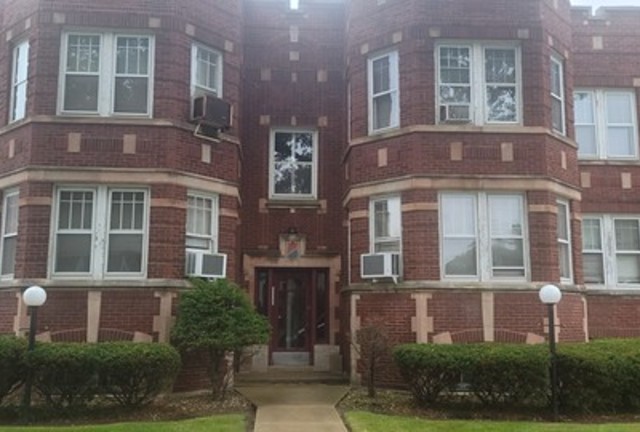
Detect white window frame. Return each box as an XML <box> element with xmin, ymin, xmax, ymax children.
<box><xmin>50</xmin><ymin>186</ymin><xmax>149</xmax><ymax>279</ymax></box>
<box><xmin>550</xmin><ymin>55</ymin><xmax>565</xmax><ymax>135</ymax></box>
<box><xmin>367</xmin><ymin>50</ymin><xmax>400</xmax><ymax>134</ymax></box>
<box><xmin>369</xmin><ymin>196</ymin><xmax>401</xmax><ymax>253</ymax></box>
<box><xmin>185</xmin><ymin>191</ymin><xmax>219</xmax><ymax>254</ymax></box>
<box><xmin>436</xmin><ymin>41</ymin><xmax>522</xmax><ymax>126</ymax></box>
<box><xmin>557</xmin><ymin>200</ymin><xmax>573</xmax><ymax>283</ymax></box>
<box><xmin>58</xmin><ymin>31</ymin><xmax>155</xmax><ymax>117</ymax></box>
<box><xmin>574</xmin><ymin>89</ymin><xmax>639</xmax><ymax>160</ymax></box>
<box><xmin>439</xmin><ymin>192</ymin><xmax>528</xmax><ymax>282</ymax></box>
<box><xmin>269</xmin><ymin>128</ymin><xmax>318</xmax><ymax>200</ymax></box>
<box><xmin>191</xmin><ymin>43</ymin><xmax>223</xmax><ymax>98</ymax></box>
<box><xmin>0</xmin><ymin>189</ymin><xmax>19</xmax><ymax>279</ymax></box>
<box><xmin>583</xmin><ymin>215</ymin><xmax>640</xmax><ymax>289</ymax></box>
<box><xmin>10</xmin><ymin>40</ymin><xmax>29</xmax><ymax>123</ymax></box>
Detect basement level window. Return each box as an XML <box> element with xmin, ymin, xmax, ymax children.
<box><xmin>290</xmin><ymin>0</ymin><xmax>299</xmax><ymax>10</ymax></box>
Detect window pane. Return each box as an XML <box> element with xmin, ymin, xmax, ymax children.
<box><xmin>444</xmin><ymin>238</ymin><xmax>477</xmax><ymax>276</ymax></box>
<box><xmin>607</xmin><ymin>93</ymin><xmax>632</xmax><ymax>124</ymax></box>
<box><xmin>485</xmin><ymin>49</ymin><xmax>516</xmax><ymax>84</ymax></box>
<box><xmin>582</xmin><ymin>219</ymin><xmax>602</xmax><ymax>250</ymax></box>
<box><xmin>489</xmin><ymin>196</ymin><xmax>522</xmax><ymax>236</ymax></box>
<box><xmin>64</xmin><ymin>76</ymin><xmax>99</xmax><ymax>111</ymax></box>
<box><xmin>559</xmin><ymin>243</ymin><xmax>571</xmax><ymax>279</ymax></box>
<box><xmin>373</xmin><ymin>94</ymin><xmax>392</xmax><ymax>130</ymax></box>
<box><xmin>294</xmin><ymin>133</ymin><xmax>313</xmax><ymax>162</ymax></box>
<box><xmin>55</xmin><ymin>234</ymin><xmax>92</xmax><ymax>272</ymax></box>
<box><xmin>552</xmin><ymin>98</ymin><xmax>563</xmax><ymax>132</ymax></box>
<box><xmin>107</xmin><ymin>234</ymin><xmax>143</xmax><ymax>272</ymax></box>
<box><xmin>274</xmin><ymin>163</ymin><xmax>293</xmax><ymax>194</ymax></box>
<box><xmin>442</xmin><ymin>195</ymin><xmax>475</xmax><ymax>236</ymax></box>
<box><xmin>67</xmin><ymin>35</ymin><xmax>100</xmax><ymax>73</ymax></box>
<box><xmin>1</xmin><ymin>237</ymin><xmax>16</xmax><ymax>276</ymax></box>
<box><xmin>294</xmin><ymin>164</ymin><xmax>312</xmax><ymax>194</ymax></box>
<box><xmin>272</xmin><ymin>132</ymin><xmax>314</xmax><ymax>196</ymax></box>
<box><xmin>116</xmin><ymin>37</ymin><xmax>149</xmax><ymax>75</ymax></box>
<box><xmin>617</xmin><ymin>255</ymin><xmax>640</xmax><ymax>284</ymax></box>
<box><xmin>58</xmin><ymin>191</ymin><xmax>93</xmax><ymax>230</ymax></box>
<box><xmin>577</xmin><ymin>125</ymin><xmax>597</xmax><ymax>156</ymax></box>
<box><xmin>607</xmin><ymin>126</ymin><xmax>634</xmax><ymax>157</ymax></box>
<box><xmin>574</xmin><ymin>92</ymin><xmax>594</xmax><ymax>123</ymax></box>
<box><xmin>550</xmin><ymin>60</ymin><xmax>562</xmax><ymax>96</ymax></box>
<box><xmin>114</xmin><ymin>77</ymin><xmax>148</xmax><ymax>113</ymax></box>
<box><xmin>583</xmin><ymin>253</ymin><xmax>604</xmax><ymax>284</ymax></box>
<box><xmin>12</xmin><ymin>83</ymin><xmax>27</xmax><ymax>121</ymax></box>
<box><xmin>372</xmin><ymin>56</ymin><xmax>390</xmax><ymax>94</ymax></box>
<box><xmin>374</xmin><ymin>240</ymin><xmax>401</xmax><ymax>253</ymax></box>
<box><xmin>374</xmin><ymin>201</ymin><xmax>389</xmax><ymax>238</ymax></box>
<box><xmin>440</xmin><ymin>47</ymin><xmax>470</xmax><ymax>83</ymax></box>
<box><xmin>615</xmin><ymin>220</ymin><xmax>640</xmax><ymax>251</ymax></box>
<box><xmin>486</xmin><ymin>86</ymin><xmax>517</xmax><ymax>122</ymax></box>
<box><xmin>4</xmin><ymin>195</ymin><xmax>19</xmax><ymax>235</ymax></box>
<box><xmin>492</xmin><ymin>239</ymin><xmax>524</xmax><ymax>268</ymax></box>
<box><xmin>439</xmin><ymin>86</ymin><xmax>471</xmax><ymax>104</ymax></box>
<box><xmin>557</xmin><ymin>204</ymin><xmax>568</xmax><ymax>240</ymax></box>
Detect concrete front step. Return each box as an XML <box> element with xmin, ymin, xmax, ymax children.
<box><xmin>236</xmin><ymin>366</ymin><xmax>348</xmax><ymax>385</ymax></box>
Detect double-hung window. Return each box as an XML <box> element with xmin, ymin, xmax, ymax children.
<box><xmin>1</xmin><ymin>190</ymin><xmax>19</xmax><ymax>278</ymax></box>
<box><xmin>574</xmin><ymin>89</ymin><xmax>638</xmax><ymax>159</ymax></box>
<box><xmin>370</xmin><ymin>196</ymin><xmax>401</xmax><ymax>253</ymax></box>
<box><xmin>582</xmin><ymin>215</ymin><xmax>640</xmax><ymax>287</ymax></box>
<box><xmin>437</xmin><ymin>42</ymin><xmax>521</xmax><ymax>125</ymax></box>
<box><xmin>270</xmin><ymin>129</ymin><xmax>317</xmax><ymax>199</ymax></box>
<box><xmin>10</xmin><ymin>41</ymin><xmax>29</xmax><ymax>123</ymax></box>
<box><xmin>186</xmin><ymin>192</ymin><xmax>218</xmax><ymax>253</ymax></box>
<box><xmin>60</xmin><ymin>32</ymin><xmax>154</xmax><ymax>116</ymax></box>
<box><xmin>550</xmin><ymin>56</ymin><xmax>565</xmax><ymax>135</ymax></box>
<box><xmin>52</xmin><ymin>187</ymin><xmax>148</xmax><ymax>278</ymax></box>
<box><xmin>557</xmin><ymin>200</ymin><xmax>572</xmax><ymax>282</ymax></box>
<box><xmin>440</xmin><ymin>193</ymin><xmax>527</xmax><ymax>280</ymax></box>
<box><xmin>191</xmin><ymin>43</ymin><xmax>222</xmax><ymax>97</ymax></box>
<box><xmin>368</xmin><ymin>51</ymin><xmax>399</xmax><ymax>133</ymax></box>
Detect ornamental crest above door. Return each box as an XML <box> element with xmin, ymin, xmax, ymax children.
<box><xmin>279</xmin><ymin>233</ymin><xmax>306</xmax><ymax>259</ymax></box>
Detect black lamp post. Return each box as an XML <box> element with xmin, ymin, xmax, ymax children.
<box><xmin>539</xmin><ymin>283</ymin><xmax>562</xmax><ymax>422</ymax></box>
<box><xmin>21</xmin><ymin>285</ymin><xmax>47</xmax><ymax>421</ymax></box>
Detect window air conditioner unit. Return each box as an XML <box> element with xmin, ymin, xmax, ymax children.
<box><xmin>439</xmin><ymin>104</ymin><xmax>471</xmax><ymax>123</ymax></box>
<box><xmin>191</xmin><ymin>94</ymin><xmax>232</xmax><ymax>129</ymax></box>
<box><xmin>185</xmin><ymin>251</ymin><xmax>227</xmax><ymax>279</ymax></box>
<box><xmin>361</xmin><ymin>252</ymin><xmax>401</xmax><ymax>281</ymax></box>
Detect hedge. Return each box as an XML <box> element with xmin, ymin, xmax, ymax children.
<box><xmin>393</xmin><ymin>343</ymin><xmax>548</xmax><ymax>407</ymax></box>
<box><xmin>0</xmin><ymin>336</ymin><xmax>26</xmax><ymax>404</ymax></box>
<box><xmin>394</xmin><ymin>339</ymin><xmax>640</xmax><ymax>413</ymax></box>
<box><xmin>27</xmin><ymin>342</ymin><xmax>181</xmax><ymax>409</ymax></box>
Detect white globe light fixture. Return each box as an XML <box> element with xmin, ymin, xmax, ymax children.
<box><xmin>539</xmin><ymin>284</ymin><xmax>562</xmax><ymax>305</ymax></box>
<box><xmin>23</xmin><ymin>285</ymin><xmax>47</xmax><ymax>307</ymax></box>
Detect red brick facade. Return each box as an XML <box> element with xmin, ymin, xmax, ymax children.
<box><xmin>1</xmin><ymin>0</ymin><xmax>639</xmax><ymax>390</ymax></box>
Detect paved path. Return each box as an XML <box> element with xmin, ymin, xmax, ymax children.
<box><xmin>237</xmin><ymin>384</ymin><xmax>349</xmax><ymax>432</ymax></box>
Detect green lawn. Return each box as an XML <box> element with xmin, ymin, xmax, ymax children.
<box><xmin>345</xmin><ymin>411</ymin><xmax>640</xmax><ymax>432</ymax></box>
<box><xmin>0</xmin><ymin>415</ymin><xmax>244</xmax><ymax>432</ymax></box>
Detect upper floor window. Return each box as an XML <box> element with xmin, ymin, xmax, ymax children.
<box><xmin>186</xmin><ymin>192</ymin><xmax>219</xmax><ymax>253</ymax></box>
<box><xmin>557</xmin><ymin>200</ymin><xmax>572</xmax><ymax>283</ymax></box>
<box><xmin>191</xmin><ymin>44</ymin><xmax>222</xmax><ymax>97</ymax></box>
<box><xmin>1</xmin><ymin>190</ymin><xmax>19</xmax><ymax>278</ymax></box>
<box><xmin>59</xmin><ymin>32</ymin><xmax>154</xmax><ymax>116</ymax></box>
<box><xmin>370</xmin><ymin>196</ymin><xmax>401</xmax><ymax>253</ymax></box>
<box><xmin>440</xmin><ymin>192</ymin><xmax>527</xmax><ymax>280</ymax></box>
<box><xmin>269</xmin><ymin>129</ymin><xmax>317</xmax><ymax>199</ymax></box>
<box><xmin>550</xmin><ymin>55</ymin><xmax>565</xmax><ymax>135</ymax></box>
<box><xmin>10</xmin><ymin>41</ymin><xmax>29</xmax><ymax>123</ymax></box>
<box><xmin>575</xmin><ymin>89</ymin><xmax>638</xmax><ymax>159</ymax></box>
<box><xmin>437</xmin><ymin>42</ymin><xmax>521</xmax><ymax>125</ymax></box>
<box><xmin>368</xmin><ymin>51</ymin><xmax>399</xmax><ymax>133</ymax></box>
<box><xmin>51</xmin><ymin>187</ymin><xmax>148</xmax><ymax>279</ymax></box>
<box><xmin>583</xmin><ymin>215</ymin><xmax>640</xmax><ymax>287</ymax></box>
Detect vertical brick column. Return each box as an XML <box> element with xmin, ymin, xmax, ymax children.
<box><xmin>527</xmin><ymin>191</ymin><xmax>559</xmax><ymax>283</ymax></box>
<box><xmin>15</xmin><ymin>182</ymin><xmax>53</xmax><ymax>279</ymax></box>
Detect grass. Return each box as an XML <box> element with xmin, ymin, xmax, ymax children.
<box><xmin>0</xmin><ymin>414</ymin><xmax>245</xmax><ymax>432</ymax></box>
<box><xmin>345</xmin><ymin>411</ymin><xmax>640</xmax><ymax>432</ymax></box>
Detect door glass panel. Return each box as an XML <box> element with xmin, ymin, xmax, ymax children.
<box><xmin>276</xmin><ymin>276</ymin><xmax>306</xmax><ymax>350</ymax></box>
<box><xmin>257</xmin><ymin>270</ymin><xmax>268</xmax><ymax>317</ymax></box>
<box><xmin>315</xmin><ymin>271</ymin><xmax>328</xmax><ymax>344</ymax></box>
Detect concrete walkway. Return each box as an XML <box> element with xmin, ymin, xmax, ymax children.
<box><xmin>237</xmin><ymin>384</ymin><xmax>349</xmax><ymax>432</ymax></box>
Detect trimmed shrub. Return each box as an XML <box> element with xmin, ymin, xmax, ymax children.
<box><xmin>27</xmin><ymin>342</ymin><xmax>181</xmax><ymax>409</ymax></box>
<box><xmin>95</xmin><ymin>342</ymin><xmax>181</xmax><ymax>407</ymax></box>
<box><xmin>465</xmin><ymin>344</ymin><xmax>548</xmax><ymax>406</ymax></box>
<box><xmin>557</xmin><ymin>339</ymin><xmax>640</xmax><ymax>413</ymax></box>
<box><xmin>393</xmin><ymin>343</ymin><xmax>548</xmax><ymax>407</ymax></box>
<box><xmin>393</xmin><ymin>344</ymin><xmax>473</xmax><ymax>405</ymax></box>
<box><xmin>0</xmin><ymin>336</ymin><xmax>26</xmax><ymax>404</ymax></box>
<box><xmin>27</xmin><ymin>343</ymin><xmax>99</xmax><ymax>409</ymax></box>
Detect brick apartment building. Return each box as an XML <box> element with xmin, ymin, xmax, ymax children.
<box><xmin>0</xmin><ymin>0</ymin><xmax>639</xmax><ymax>387</ymax></box>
